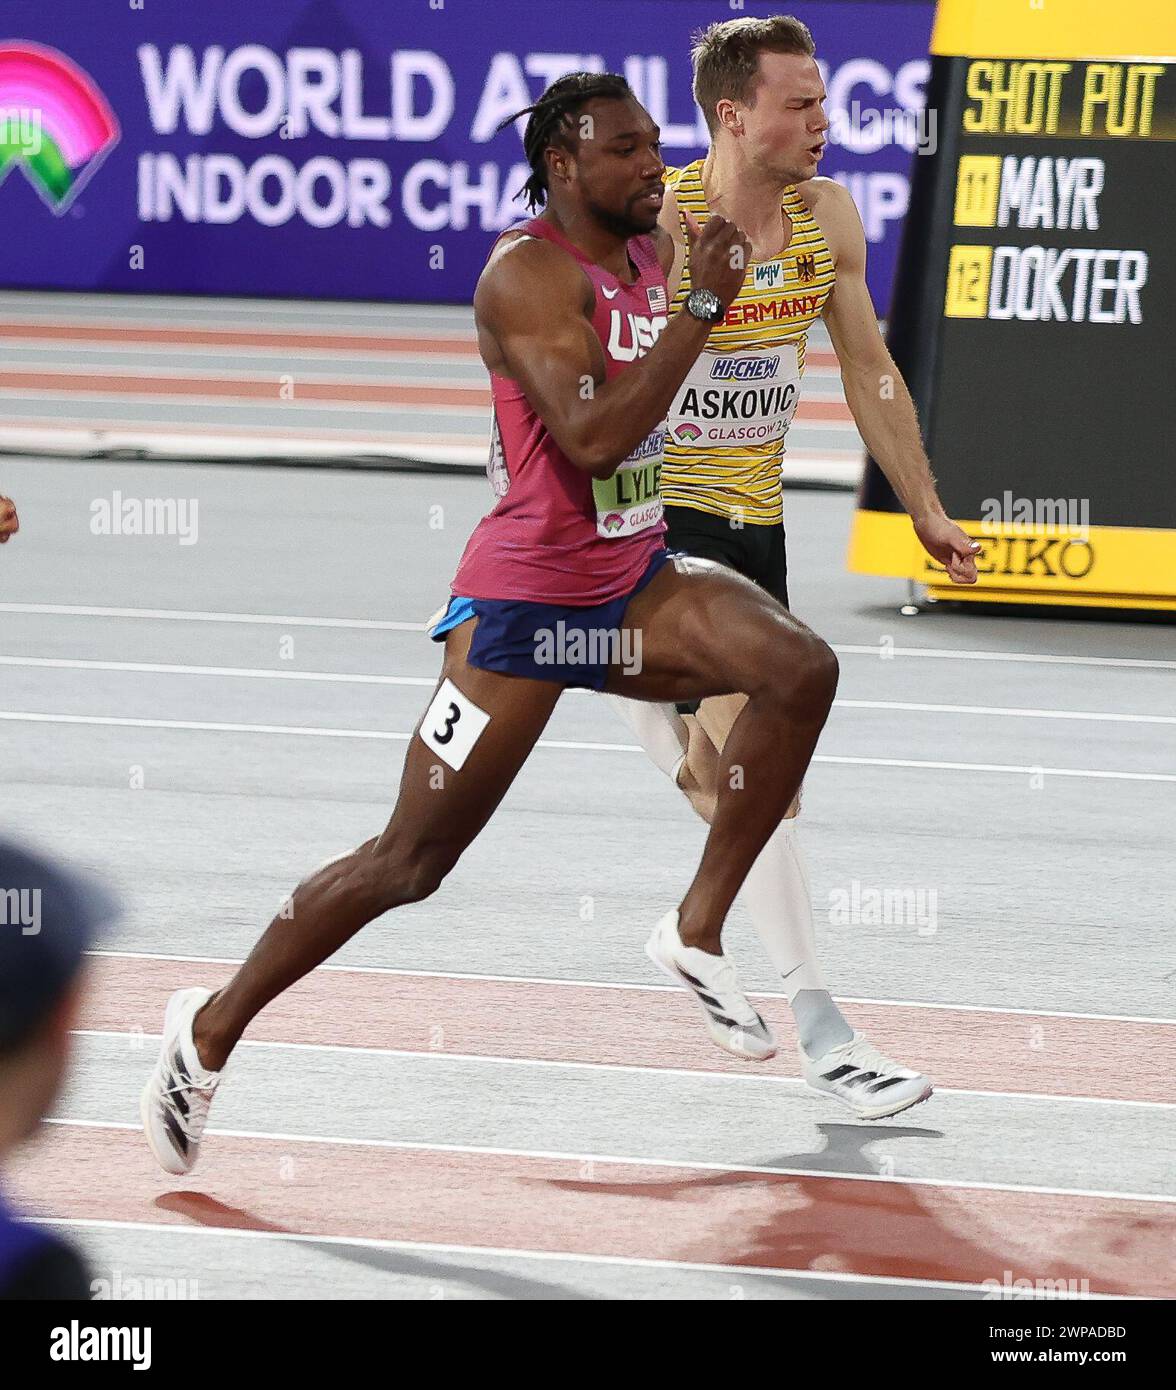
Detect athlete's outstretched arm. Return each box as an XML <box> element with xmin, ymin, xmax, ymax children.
<box><xmin>819</xmin><ymin>183</ymin><xmax>979</xmax><ymax>584</ymax></box>
<box><xmin>474</xmin><ymin>218</ymin><xmax>748</xmax><ymax>479</ymax></box>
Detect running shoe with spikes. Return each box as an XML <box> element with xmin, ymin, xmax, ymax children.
<box><xmin>800</xmin><ymin>1031</ymin><xmax>932</xmax><ymax>1119</ymax></box>
<box><xmin>646</xmin><ymin>908</ymin><xmax>777</xmax><ymax>1061</ymax></box>
<box><xmin>141</xmin><ymin>986</ymin><xmax>224</xmax><ymax>1175</ymax></box>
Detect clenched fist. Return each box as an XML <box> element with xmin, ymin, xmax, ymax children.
<box><xmin>683</xmin><ymin>211</ymin><xmax>752</xmax><ymax>312</ymax></box>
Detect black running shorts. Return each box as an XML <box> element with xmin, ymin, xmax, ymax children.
<box><xmin>663</xmin><ymin>504</ymin><xmax>790</xmax><ymax>716</ymax></box>
<box><xmin>663</xmin><ymin>504</ymin><xmax>790</xmax><ymax>609</ymax></box>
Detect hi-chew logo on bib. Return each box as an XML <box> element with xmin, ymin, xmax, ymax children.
<box><xmin>592</xmin><ymin>425</ymin><xmax>664</xmax><ymax>538</ymax></box>
<box><xmin>0</xmin><ymin>42</ymin><xmax>120</xmax><ymax>214</ymax></box>
<box><xmin>670</xmin><ymin>346</ymin><xmax>802</xmax><ymax>447</ymax></box>
<box><xmin>710</xmin><ymin>355</ymin><xmax>780</xmax><ymax>381</ymax></box>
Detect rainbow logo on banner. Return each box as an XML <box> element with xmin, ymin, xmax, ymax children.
<box><xmin>0</xmin><ymin>40</ymin><xmax>119</xmax><ymax>213</ymax></box>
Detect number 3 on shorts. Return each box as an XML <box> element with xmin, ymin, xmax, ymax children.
<box><xmin>420</xmin><ymin>677</ymin><xmax>492</xmax><ymax>770</ymax></box>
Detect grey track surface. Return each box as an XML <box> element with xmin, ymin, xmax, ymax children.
<box><xmin>2</xmin><ymin>455</ymin><xmax>1174</xmax><ymax>1300</ymax></box>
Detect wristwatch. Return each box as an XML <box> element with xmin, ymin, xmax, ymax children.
<box><xmin>684</xmin><ymin>287</ymin><xmax>723</xmax><ymax>324</ymax></box>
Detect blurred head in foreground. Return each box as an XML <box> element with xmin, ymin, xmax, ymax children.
<box><xmin>0</xmin><ymin>837</ymin><xmax>118</xmax><ymax>1299</ymax></box>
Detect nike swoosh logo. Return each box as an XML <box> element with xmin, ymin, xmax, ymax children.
<box><xmin>781</xmin><ymin>963</ymin><xmax>803</xmax><ymax>980</ymax></box>
<box><xmin>601</xmin><ymin>285</ymin><xmax>619</xmax><ymax>299</ymax></box>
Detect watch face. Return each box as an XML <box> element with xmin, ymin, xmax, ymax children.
<box><xmin>689</xmin><ymin>289</ymin><xmax>720</xmax><ymax>321</ymax></box>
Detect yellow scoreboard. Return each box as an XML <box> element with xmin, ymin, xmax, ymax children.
<box><xmin>848</xmin><ymin>0</ymin><xmax>1176</xmax><ymax>609</ymax></box>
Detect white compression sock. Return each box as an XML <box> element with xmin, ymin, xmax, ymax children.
<box><xmin>609</xmin><ymin>696</ymin><xmax>851</xmax><ymax>1057</ymax></box>
<box><xmin>606</xmin><ymin>695</ymin><xmax>689</xmax><ymax>783</ymax></box>
<box><xmin>740</xmin><ymin>819</ymin><xmax>853</xmax><ymax>1057</ymax></box>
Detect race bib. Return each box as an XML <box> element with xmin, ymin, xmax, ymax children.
<box><xmin>420</xmin><ymin>678</ymin><xmax>491</xmax><ymax>771</ymax></box>
<box><xmin>486</xmin><ymin>410</ymin><xmax>510</xmax><ymax>497</ymax></box>
<box><xmin>592</xmin><ymin>424</ymin><xmax>665</xmax><ymax>538</ymax></box>
<box><xmin>667</xmin><ymin>345</ymin><xmax>801</xmax><ymax>449</ymax></box>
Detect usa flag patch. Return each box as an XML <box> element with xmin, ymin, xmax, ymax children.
<box><xmin>647</xmin><ymin>284</ymin><xmax>667</xmax><ymax>314</ymax></box>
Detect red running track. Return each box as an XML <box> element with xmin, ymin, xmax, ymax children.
<box><xmin>9</xmin><ymin>953</ymin><xmax>1172</xmax><ymax>1296</ymax></box>
<box><xmin>10</xmin><ymin>1126</ymin><xmax>1173</xmax><ymax>1295</ymax></box>
<box><xmin>80</xmin><ymin>954</ymin><xmax>1176</xmax><ymax>1104</ymax></box>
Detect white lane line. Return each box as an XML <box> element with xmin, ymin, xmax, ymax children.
<box><xmin>3</xmin><ymin>603</ymin><xmax>1173</xmax><ymax>672</ymax></box>
<box><xmin>4</xmin><ymin>710</ymin><xmax>1172</xmax><ymax>781</ymax></box>
<box><xmin>835</xmin><ymin>644</ymin><xmax>1176</xmax><ymax>672</ymax></box>
<box><xmin>41</xmin><ymin>1118</ymin><xmax>1176</xmax><ymax>1208</ymax></box>
<box><xmin>3</xmin><ymin>656</ymin><xmax>1173</xmax><ymax>726</ymax></box>
<box><xmin>0</xmin><ymin>656</ymin><xmax>433</xmax><ymax>688</ymax></box>
<box><xmin>0</xmin><ymin>709</ymin><xmax>626</xmax><ymax>754</ymax></box>
<box><xmin>0</xmin><ymin>417</ymin><xmax>486</xmax><ymax>448</ymax></box>
<box><xmin>814</xmin><ymin>754</ymin><xmax>1176</xmax><ymax>783</ymax></box>
<box><xmin>72</xmin><ymin>1028</ymin><xmax>1176</xmax><ymax>1111</ymax></box>
<box><xmin>1</xmin><ymin>362</ymin><xmax>485</xmax><ymax>388</ymax></box>
<box><xmin>29</xmin><ymin>1214</ymin><xmax>1136</xmax><ymax>1297</ymax></box>
<box><xmin>1</xmin><ymin>344</ymin><xmax>482</xmax><ymax>370</ymax></box>
<box><xmin>86</xmin><ymin>947</ymin><xmax>1176</xmax><ymax>1027</ymax></box>
<box><xmin>0</xmin><ymin>602</ymin><xmax>425</xmax><ymax>631</ymax></box>
<box><xmin>837</xmin><ymin>698</ymin><xmax>1176</xmax><ymax>726</ymax></box>
<box><xmin>0</xmin><ymin>385</ymin><xmax>491</xmax><ymax>418</ymax></box>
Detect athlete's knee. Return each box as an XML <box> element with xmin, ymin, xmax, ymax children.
<box><xmin>678</xmin><ymin>755</ymin><xmax>719</xmax><ymax>824</ymax></box>
<box><xmin>799</xmin><ymin>633</ymin><xmax>839</xmax><ymax>705</ymax></box>
<box><xmin>747</xmin><ymin>619</ymin><xmax>838</xmax><ymax>711</ymax></box>
<box><xmin>678</xmin><ymin>714</ymin><xmax>720</xmax><ymax>814</ymax></box>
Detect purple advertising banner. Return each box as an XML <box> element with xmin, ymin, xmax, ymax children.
<box><xmin>0</xmin><ymin>0</ymin><xmax>933</xmax><ymax>310</ymax></box>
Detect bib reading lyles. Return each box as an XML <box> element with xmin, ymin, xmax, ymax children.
<box><xmin>667</xmin><ymin>345</ymin><xmax>802</xmax><ymax>449</ymax></box>
<box><xmin>592</xmin><ymin>424</ymin><xmax>666</xmax><ymax>538</ymax></box>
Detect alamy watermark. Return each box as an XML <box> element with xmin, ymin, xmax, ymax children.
<box><xmin>827</xmin><ymin>101</ymin><xmax>937</xmax><ymax>156</ymax></box>
<box><xmin>982</xmin><ymin>1271</ymin><xmax>1091</xmax><ymax>1300</ymax></box>
<box><xmin>91</xmin><ymin>1268</ymin><xmax>200</xmax><ymax>1300</ymax></box>
<box><xmin>90</xmin><ymin>491</ymin><xmax>199</xmax><ymax>545</ymax></box>
<box><xmin>828</xmin><ymin>880</ymin><xmax>938</xmax><ymax>936</ymax></box>
<box><xmin>0</xmin><ymin>106</ymin><xmax>43</xmax><ymax>157</ymax></box>
<box><xmin>0</xmin><ymin>886</ymin><xmax>41</xmax><ymax>936</ymax></box>
<box><xmin>533</xmin><ymin>621</ymin><xmax>642</xmax><ymax>677</ymax></box>
<box><xmin>980</xmin><ymin>491</ymin><xmax>1090</xmax><ymax>540</ymax></box>
<box><xmin>50</xmin><ymin>1322</ymin><xmax>151</xmax><ymax>1370</ymax></box>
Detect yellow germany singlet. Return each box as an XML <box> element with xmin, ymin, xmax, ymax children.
<box><xmin>662</xmin><ymin>161</ymin><xmax>836</xmax><ymax>525</ymax></box>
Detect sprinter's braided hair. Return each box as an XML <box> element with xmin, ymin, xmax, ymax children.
<box><xmin>498</xmin><ymin>72</ymin><xmax>633</xmax><ymax>211</ymax></box>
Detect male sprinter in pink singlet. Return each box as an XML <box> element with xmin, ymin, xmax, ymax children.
<box><xmin>141</xmin><ymin>74</ymin><xmax>840</xmax><ymax>1176</ymax></box>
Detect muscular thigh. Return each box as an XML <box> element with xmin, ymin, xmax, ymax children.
<box><xmin>602</xmin><ymin>553</ymin><xmax>816</xmax><ymax>704</ymax></box>
<box><xmin>376</xmin><ymin>618</ymin><xmax>562</xmax><ymax>854</ymax></box>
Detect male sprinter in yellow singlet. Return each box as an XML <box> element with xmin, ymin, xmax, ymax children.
<box><xmin>613</xmin><ymin>16</ymin><xmax>981</xmax><ymax>1120</ymax></box>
